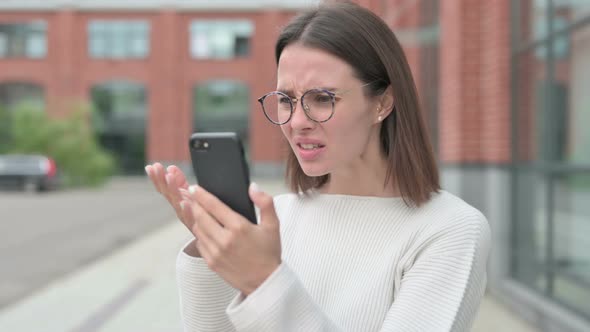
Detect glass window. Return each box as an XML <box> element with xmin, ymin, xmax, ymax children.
<box><xmin>91</xmin><ymin>81</ymin><xmax>147</xmax><ymax>174</ymax></box>
<box><xmin>513</xmin><ymin>172</ymin><xmax>590</xmax><ymax>318</ymax></box>
<box><xmin>552</xmin><ymin>173</ymin><xmax>590</xmax><ymax>317</ymax></box>
<box><xmin>564</xmin><ymin>25</ymin><xmax>590</xmax><ymax>165</ymax></box>
<box><xmin>534</xmin><ymin>17</ymin><xmax>570</xmax><ymax>59</ymax></box>
<box><xmin>553</xmin><ymin>0</ymin><xmax>590</xmax><ymax>25</ymax></box>
<box><xmin>514</xmin><ymin>46</ymin><xmax>550</xmax><ymax>163</ymax></box>
<box><xmin>512</xmin><ymin>2</ymin><xmax>590</xmax><ymax>322</ymax></box>
<box><xmin>517</xmin><ymin>0</ymin><xmax>549</xmax><ymax>43</ymax></box>
<box><xmin>512</xmin><ymin>171</ymin><xmax>550</xmax><ymax>294</ymax></box>
<box><xmin>0</xmin><ymin>22</ymin><xmax>47</xmax><ymax>58</ymax></box>
<box><xmin>189</xmin><ymin>20</ymin><xmax>254</xmax><ymax>59</ymax></box>
<box><xmin>88</xmin><ymin>20</ymin><xmax>150</xmax><ymax>59</ymax></box>
<box><xmin>193</xmin><ymin>81</ymin><xmax>250</xmax><ymax>155</ymax></box>
<box><xmin>517</xmin><ymin>23</ymin><xmax>590</xmax><ymax>165</ymax></box>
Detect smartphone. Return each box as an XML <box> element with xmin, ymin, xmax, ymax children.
<box><xmin>189</xmin><ymin>132</ymin><xmax>257</xmax><ymax>224</ymax></box>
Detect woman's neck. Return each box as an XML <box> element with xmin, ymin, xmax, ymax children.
<box><xmin>318</xmin><ymin>157</ymin><xmax>400</xmax><ymax>198</ymax></box>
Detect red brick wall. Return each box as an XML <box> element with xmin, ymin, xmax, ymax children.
<box><xmin>439</xmin><ymin>0</ymin><xmax>511</xmax><ymax>163</ymax></box>
<box><xmin>480</xmin><ymin>0</ymin><xmax>511</xmax><ymax>163</ymax></box>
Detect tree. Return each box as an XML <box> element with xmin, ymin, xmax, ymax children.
<box><xmin>9</xmin><ymin>102</ymin><xmax>116</xmax><ymax>187</ymax></box>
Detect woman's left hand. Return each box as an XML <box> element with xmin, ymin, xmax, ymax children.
<box><xmin>178</xmin><ymin>183</ymin><xmax>282</xmax><ymax>296</ymax></box>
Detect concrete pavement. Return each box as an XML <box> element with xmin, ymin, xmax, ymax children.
<box><xmin>0</xmin><ymin>177</ymin><xmax>177</xmax><ymax>309</ymax></box>
<box><xmin>0</xmin><ymin>179</ymin><xmax>539</xmax><ymax>332</ymax></box>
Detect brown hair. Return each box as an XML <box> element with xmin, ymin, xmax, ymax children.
<box><xmin>276</xmin><ymin>1</ymin><xmax>439</xmax><ymax>206</ymax></box>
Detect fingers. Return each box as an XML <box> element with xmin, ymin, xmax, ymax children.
<box><xmin>146</xmin><ymin>163</ymin><xmax>191</xmax><ymax>222</ymax></box>
<box><xmin>145</xmin><ymin>163</ymin><xmax>185</xmax><ymax>197</ymax></box>
<box><xmin>192</xmin><ymin>185</ymin><xmax>242</xmax><ymax>229</ymax></box>
<box><xmin>145</xmin><ymin>162</ymin><xmax>167</xmax><ymax>194</ymax></box>
<box><xmin>153</xmin><ymin>163</ymin><xmax>168</xmax><ymax>193</ymax></box>
<box><xmin>164</xmin><ymin>167</ymin><xmax>185</xmax><ymax>211</ymax></box>
<box><xmin>179</xmin><ymin>202</ymin><xmax>211</xmax><ymax>257</ymax></box>
<box><xmin>167</xmin><ymin>165</ymin><xmax>190</xmax><ymax>190</ymax></box>
<box><xmin>180</xmin><ymin>197</ymin><xmax>227</xmax><ymax>250</ymax></box>
<box><xmin>248</xmin><ymin>183</ymin><xmax>279</xmax><ymax>228</ymax></box>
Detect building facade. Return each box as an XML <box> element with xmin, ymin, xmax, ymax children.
<box><xmin>1</xmin><ymin>0</ymin><xmax>589</xmax><ymax>330</ymax></box>
<box><xmin>0</xmin><ymin>0</ymin><xmax>322</xmax><ymax>175</ymax></box>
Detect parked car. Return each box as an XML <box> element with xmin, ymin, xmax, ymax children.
<box><xmin>0</xmin><ymin>154</ymin><xmax>60</xmax><ymax>192</ymax></box>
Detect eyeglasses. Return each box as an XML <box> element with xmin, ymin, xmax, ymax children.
<box><xmin>257</xmin><ymin>82</ymin><xmax>373</xmax><ymax>125</ymax></box>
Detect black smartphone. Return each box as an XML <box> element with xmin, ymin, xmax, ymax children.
<box><xmin>189</xmin><ymin>132</ymin><xmax>257</xmax><ymax>224</ymax></box>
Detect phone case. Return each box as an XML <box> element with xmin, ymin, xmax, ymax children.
<box><xmin>189</xmin><ymin>132</ymin><xmax>257</xmax><ymax>224</ymax></box>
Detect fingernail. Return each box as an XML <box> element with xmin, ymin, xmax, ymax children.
<box><xmin>189</xmin><ymin>185</ymin><xmax>198</xmax><ymax>194</ymax></box>
<box><xmin>180</xmin><ymin>201</ymin><xmax>186</xmax><ymax>210</ymax></box>
<box><xmin>165</xmin><ymin>174</ymin><xmax>171</xmax><ymax>185</ymax></box>
<box><xmin>250</xmin><ymin>182</ymin><xmax>260</xmax><ymax>193</ymax></box>
<box><xmin>144</xmin><ymin>166</ymin><xmax>149</xmax><ymax>175</ymax></box>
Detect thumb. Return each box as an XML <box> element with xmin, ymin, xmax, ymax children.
<box><xmin>249</xmin><ymin>182</ymin><xmax>278</xmax><ymax>228</ymax></box>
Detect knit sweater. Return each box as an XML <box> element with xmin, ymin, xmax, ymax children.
<box><xmin>176</xmin><ymin>190</ymin><xmax>491</xmax><ymax>332</ymax></box>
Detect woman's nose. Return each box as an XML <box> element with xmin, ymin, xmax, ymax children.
<box><xmin>289</xmin><ymin>101</ymin><xmax>314</xmax><ymax>130</ymax></box>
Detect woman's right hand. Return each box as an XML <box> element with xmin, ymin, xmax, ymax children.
<box><xmin>145</xmin><ymin>162</ymin><xmax>190</xmax><ymax>225</ymax></box>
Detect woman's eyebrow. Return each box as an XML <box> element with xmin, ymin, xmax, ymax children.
<box><xmin>277</xmin><ymin>86</ymin><xmax>338</xmax><ymax>94</ymax></box>
<box><xmin>318</xmin><ymin>86</ymin><xmax>338</xmax><ymax>92</ymax></box>
<box><xmin>277</xmin><ymin>88</ymin><xmax>294</xmax><ymax>95</ymax></box>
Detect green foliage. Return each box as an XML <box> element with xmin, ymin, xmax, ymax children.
<box><xmin>8</xmin><ymin>102</ymin><xmax>116</xmax><ymax>187</ymax></box>
<box><xmin>0</xmin><ymin>104</ymin><xmax>10</xmax><ymax>153</ymax></box>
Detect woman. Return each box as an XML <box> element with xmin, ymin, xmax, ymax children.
<box><xmin>145</xmin><ymin>2</ymin><xmax>490</xmax><ymax>331</ymax></box>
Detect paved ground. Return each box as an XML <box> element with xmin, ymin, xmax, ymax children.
<box><xmin>0</xmin><ymin>176</ymin><xmax>176</xmax><ymax>309</ymax></box>
<box><xmin>0</xmin><ymin>177</ymin><xmax>539</xmax><ymax>331</ymax></box>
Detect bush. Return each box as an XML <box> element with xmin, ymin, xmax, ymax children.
<box><xmin>0</xmin><ymin>105</ymin><xmax>11</xmax><ymax>153</ymax></box>
<box><xmin>8</xmin><ymin>102</ymin><xmax>116</xmax><ymax>187</ymax></box>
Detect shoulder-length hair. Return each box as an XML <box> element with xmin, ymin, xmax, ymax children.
<box><xmin>276</xmin><ymin>1</ymin><xmax>439</xmax><ymax>207</ymax></box>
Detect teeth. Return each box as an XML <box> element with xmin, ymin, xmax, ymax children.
<box><xmin>300</xmin><ymin>144</ymin><xmax>321</xmax><ymax>150</ymax></box>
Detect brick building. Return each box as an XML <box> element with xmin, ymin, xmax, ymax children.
<box><xmin>1</xmin><ymin>1</ymin><xmax>589</xmax><ymax>331</ymax></box>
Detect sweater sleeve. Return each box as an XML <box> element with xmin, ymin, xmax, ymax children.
<box><xmin>224</xmin><ymin>212</ymin><xmax>491</xmax><ymax>332</ymax></box>
<box><xmin>176</xmin><ymin>239</ymin><xmax>239</xmax><ymax>332</ymax></box>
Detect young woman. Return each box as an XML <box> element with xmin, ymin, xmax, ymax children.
<box><xmin>145</xmin><ymin>2</ymin><xmax>490</xmax><ymax>331</ymax></box>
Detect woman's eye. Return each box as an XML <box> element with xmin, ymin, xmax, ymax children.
<box><xmin>315</xmin><ymin>95</ymin><xmax>331</xmax><ymax>103</ymax></box>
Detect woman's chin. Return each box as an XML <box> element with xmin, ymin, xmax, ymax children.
<box><xmin>300</xmin><ymin>163</ymin><xmax>329</xmax><ymax>177</ymax></box>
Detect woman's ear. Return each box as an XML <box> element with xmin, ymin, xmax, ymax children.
<box><xmin>375</xmin><ymin>85</ymin><xmax>395</xmax><ymax>123</ymax></box>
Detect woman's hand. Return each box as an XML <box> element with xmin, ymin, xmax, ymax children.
<box><xmin>179</xmin><ymin>184</ymin><xmax>282</xmax><ymax>296</ymax></box>
<box><xmin>144</xmin><ymin>162</ymin><xmax>191</xmax><ymax>228</ymax></box>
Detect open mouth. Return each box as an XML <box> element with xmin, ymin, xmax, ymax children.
<box><xmin>297</xmin><ymin>143</ymin><xmax>325</xmax><ymax>150</ymax></box>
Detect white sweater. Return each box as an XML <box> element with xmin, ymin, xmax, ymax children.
<box><xmin>176</xmin><ymin>190</ymin><xmax>491</xmax><ymax>332</ymax></box>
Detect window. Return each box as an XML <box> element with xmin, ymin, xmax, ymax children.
<box><xmin>88</xmin><ymin>20</ymin><xmax>150</xmax><ymax>59</ymax></box>
<box><xmin>190</xmin><ymin>20</ymin><xmax>254</xmax><ymax>59</ymax></box>
<box><xmin>512</xmin><ymin>0</ymin><xmax>590</xmax><ymax>320</ymax></box>
<box><xmin>193</xmin><ymin>80</ymin><xmax>250</xmax><ymax>155</ymax></box>
<box><xmin>91</xmin><ymin>81</ymin><xmax>147</xmax><ymax>174</ymax></box>
<box><xmin>0</xmin><ymin>22</ymin><xmax>47</xmax><ymax>58</ymax></box>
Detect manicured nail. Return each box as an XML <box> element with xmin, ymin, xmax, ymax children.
<box><xmin>180</xmin><ymin>201</ymin><xmax>186</xmax><ymax>211</ymax></box>
<box><xmin>144</xmin><ymin>166</ymin><xmax>149</xmax><ymax>175</ymax></box>
<box><xmin>189</xmin><ymin>185</ymin><xmax>198</xmax><ymax>194</ymax></box>
<box><xmin>250</xmin><ymin>182</ymin><xmax>260</xmax><ymax>193</ymax></box>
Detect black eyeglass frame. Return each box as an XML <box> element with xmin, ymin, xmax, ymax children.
<box><xmin>257</xmin><ymin>88</ymin><xmax>337</xmax><ymax>125</ymax></box>
<box><xmin>257</xmin><ymin>82</ymin><xmax>376</xmax><ymax>125</ymax></box>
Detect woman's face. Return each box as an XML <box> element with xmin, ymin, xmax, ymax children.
<box><xmin>277</xmin><ymin>44</ymin><xmax>381</xmax><ymax>178</ymax></box>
